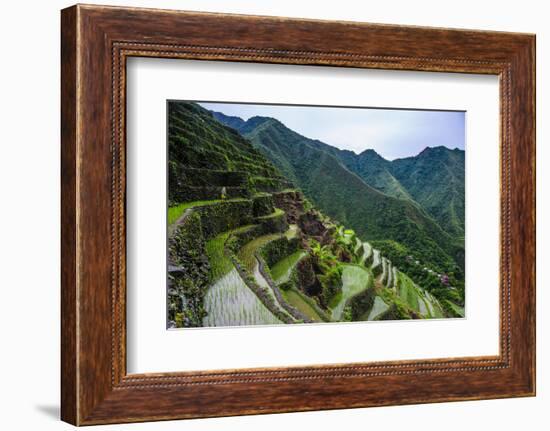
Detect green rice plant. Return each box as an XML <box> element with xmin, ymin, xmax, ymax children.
<box><xmin>385</xmin><ymin>260</ymin><xmax>394</xmax><ymax>288</ymax></box>
<box><xmin>203</xmin><ymin>269</ymin><xmax>282</xmax><ymax>327</ymax></box>
<box><xmin>422</xmin><ymin>290</ymin><xmax>446</xmax><ymax>318</ymax></box>
<box><xmin>359</xmin><ymin>242</ymin><xmax>373</xmax><ymax>266</ymax></box>
<box><xmin>205</xmin><ymin>224</ymin><xmax>258</xmax><ymax>282</ymax></box>
<box><xmin>205</xmin><ymin>231</ymin><xmax>233</xmax><ymax>282</ymax></box>
<box><xmin>271</xmin><ymin>250</ymin><xmax>307</xmax><ymax>285</ymax></box>
<box><xmin>379</xmin><ymin>257</ymin><xmax>389</xmax><ymax>285</ymax></box>
<box><xmin>397</xmin><ymin>272</ymin><xmax>420</xmax><ymax>312</ymax></box>
<box><xmin>238</xmin><ymin>233</ymin><xmax>284</xmax><ymax>271</ymax></box>
<box><xmin>370</xmin><ymin>249</ymin><xmax>382</xmax><ymax>276</ymax></box>
<box><xmin>396</xmin><ymin>271</ymin><xmax>446</xmax><ymax>318</ymax></box>
<box><xmin>367</xmin><ymin>296</ymin><xmax>390</xmax><ymax>320</ymax></box>
<box><xmin>252</xmin><ymin>261</ymin><xmax>295</xmax><ymax>321</ymax></box>
<box><xmin>328</xmin><ymin>291</ymin><xmax>342</xmax><ymax>310</ymax></box>
<box><xmin>281</xmin><ymin>288</ymin><xmax>323</xmax><ymax>321</ymax></box>
<box><xmin>255</xmin><ymin>208</ymin><xmax>284</xmax><ymax>220</ymax></box>
<box><xmin>377</xmin><ymin>287</ymin><xmax>417</xmax><ymax>320</ymax></box>
<box><xmin>391</xmin><ymin>267</ymin><xmax>399</xmax><ymax>290</ymax></box>
<box><xmin>331</xmin><ymin>264</ymin><xmax>371</xmax><ymax>321</ymax></box>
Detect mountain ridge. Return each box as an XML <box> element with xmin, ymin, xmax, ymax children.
<box><xmin>214</xmin><ymin>110</ymin><xmax>463</xmax><ymax>276</ymax></box>
<box><xmin>212</xmin><ymin>110</ymin><xmax>465</xmax><ymax>239</ymax></box>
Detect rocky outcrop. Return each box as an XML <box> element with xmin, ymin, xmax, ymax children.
<box><xmin>298</xmin><ymin>210</ymin><xmax>332</xmax><ymax>245</ymax></box>
<box><xmin>272</xmin><ymin>190</ymin><xmax>304</xmax><ymax>224</ymax></box>
<box><xmin>295</xmin><ymin>255</ymin><xmax>322</xmax><ymax>297</ymax></box>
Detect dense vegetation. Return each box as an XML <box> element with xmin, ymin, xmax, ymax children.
<box><xmin>167</xmin><ymin>101</ymin><xmax>465</xmax><ymax>328</ymax></box>
<box><xmin>391</xmin><ymin>146</ymin><xmax>465</xmax><ymax>238</ymax></box>
<box><xmin>298</xmin><ymin>134</ymin><xmax>465</xmax><ymax>239</ymax></box>
<box><xmin>218</xmin><ymin>113</ymin><xmax>465</xmax><ymax>278</ymax></box>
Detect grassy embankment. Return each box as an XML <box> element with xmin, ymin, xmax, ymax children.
<box><xmin>168</xmin><ymin>198</ymin><xmax>248</xmax><ymax>225</ymax></box>
<box><xmin>203</xmin><ymin>224</ymin><xmax>283</xmax><ymax>327</ymax></box>
<box><xmin>269</xmin><ymin>250</ymin><xmax>326</xmax><ymax>322</ymax></box>
<box><xmin>330</xmin><ymin>264</ymin><xmax>372</xmax><ymax>321</ymax></box>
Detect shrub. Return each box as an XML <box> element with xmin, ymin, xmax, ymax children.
<box><xmin>295</xmin><ymin>256</ymin><xmax>322</xmax><ymax>297</ymax></box>
<box><xmin>199</xmin><ymin>200</ymin><xmax>254</xmax><ymax>239</ymax></box>
<box><xmin>225</xmin><ymin>225</ymin><xmax>264</xmax><ymax>254</ymax></box>
<box><xmin>259</xmin><ymin>236</ymin><xmax>299</xmax><ymax>268</ymax></box>
<box><xmin>252</xmin><ymin>193</ymin><xmax>275</xmax><ymax>217</ymax></box>
<box><xmin>174</xmin><ymin>185</ymin><xmax>250</xmax><ymax>202</ymax></box>
<box><xmin>348</xmin><ymin>279</ymin><xmax>375</xmax><ymax>320</ymax></box>
<box><xmin>256</xmin><ymin>208</ymin><xmax>288</xmax><ymax>234</ymax></box>
<box><xmin>318</xmin><ymin>266</ymin><xmax>343</xmax><ymax>307</ymax></box>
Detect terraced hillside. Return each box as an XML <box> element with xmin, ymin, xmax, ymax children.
<box><xmin>167</xmin><ymin>102</ymin><xmax>463</xmax><ymax>328</ymax></box>
<box><xmin>283</xmin><ymin>130</ymin><xmax>465</xmax><ymax>240</ymax></box>
<box><xmin>214</xmin><ymin>113</ymin><xmax>464</xmax><ymax>285</ymax></box>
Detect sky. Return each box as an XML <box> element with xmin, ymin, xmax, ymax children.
<box><xmin>198</xmin><ymin>102</ymin><xmax>465</xmax><ymax>161</ymax></box>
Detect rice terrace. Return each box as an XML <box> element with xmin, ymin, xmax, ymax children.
<box><xmin>167</xmin><ymin>101</ymin><xmax>465</xmax><ymax>328</ymax></box>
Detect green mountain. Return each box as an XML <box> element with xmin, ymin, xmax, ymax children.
<box><xmin>390</xmin><ymin>146</ymin><xmax>465</xmax><ymax>238</ymax></box>
<box><xmin>341</xmin><ymin>149</ymin><xmax>415</xmax><ymax>202</ymax></box>
<box><xmin>217</xmin><ymin>113</ymin><xmax>463</xmax><ymax>274</ymax></box>
<box><xmin>292</xmin><ymin>136</ymin><xmax>464</xmax><ymax>238</ymax></box>
<box><xmin>168</xmin><ymin>103</ymin><xmax>292</xmax><ymax>206</ymax></box>
<box><xmin>167</xmin><ymin>102</ymin><xmax>463</xmax><ymax>329</ymax></box>
<box><xmin>300</xmin><ymin>141</ymin><xmax>415</xmax><ymax>203</ymax></box>
<box><xmin>211</xmin><ymin>110</ymin><xmax>246</xmax><ymax>131</ymax></box>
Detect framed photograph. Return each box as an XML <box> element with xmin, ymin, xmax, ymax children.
<box><xmin>61</xmin><ymin>4</ymin><xmax>536</xmax><ymax>425</ymax></box>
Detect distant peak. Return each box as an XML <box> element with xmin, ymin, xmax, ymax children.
<box><xmin>247</xmin><ymin>116</ymin><xmax>284</xmax><ymax>127</ymax></box>
<box><xmin>359</xmin><ymin>148</ymin><xmax>381</xmax><ymax>157</ymax></box>
<box><xmin>210</xmin><ymin>110</ymin><xmax>244</xmax><ymax>122</ymax></box>
<box><xmin>417</xmin><ymin>145</ymin><xmax>464</xmax><ymax>157</ymax></box>
<box><xmin>425</xmin><ymin>145</ymin><xmax>463</xmax><ymax>152</ymax></box>
<box><xmin>247</xmin><ymin>115</ymin><xmax>275</xmax><ymax>124</ymax></box>
<box><xmin>420</xmin><ymin>145</ymin><xmax>444</xmax><ymax>153</ymax></box>
<box><xmin>358</xmin><ymin>148</ymin><xmax>389</xmax><ymax>162</ymax></box>
<box><xmin>210</xmin><ymin>110</ymin><xmax>247</xmax><ymax>131</ymax></box>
